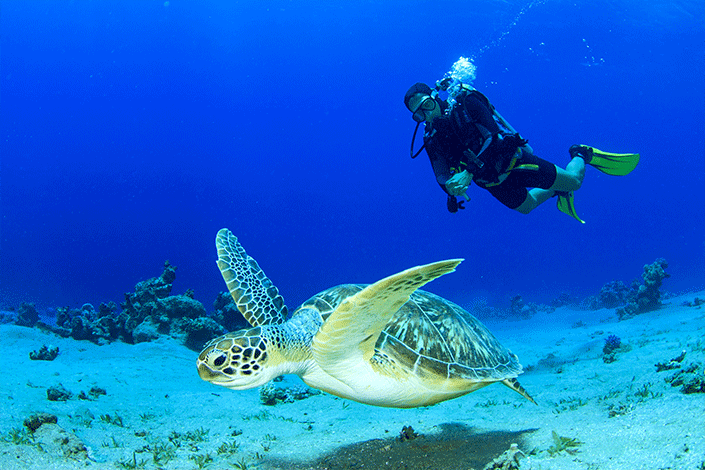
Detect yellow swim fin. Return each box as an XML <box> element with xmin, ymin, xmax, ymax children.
<box><xmin>556</xmin><ymin>191</ymin><xmax>585</xmax><ymax>224</ymax></box>
<box><xmin>574</xmin><ymin>145</ymin><xmax>640</xmax><ymax>176</ymax></box>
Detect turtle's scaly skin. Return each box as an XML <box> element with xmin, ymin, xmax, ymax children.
<box><xmin>198</xmin><ymin>229</ymin><xmax>535</xmax><ymax>408</ymax></box>
<box><xmin>215</xmin><ymin>228</ymin><xmax>287</xmax><ymax>326</ymax></box>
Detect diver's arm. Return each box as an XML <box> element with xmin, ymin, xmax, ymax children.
<box><xmin>428</xmin><ymin>151</ymin><xmax>453</xmax><ymax>192</ymax></box>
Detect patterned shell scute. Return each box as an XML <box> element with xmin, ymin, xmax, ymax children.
<box><xmin>381</xmin><ymin>290</ymin><xmax>520</xmax><ymax>380</ymax></box>
<box><xmin>298</xmin><ymin>284</ymin><xmax>365</xmax><ymax>322</ymax></box>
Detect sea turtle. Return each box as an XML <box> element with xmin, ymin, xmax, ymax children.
<box><xmin>197</xmin><ymin>228</ymin><xmax>535</xmax><ymax>408</ymax></box>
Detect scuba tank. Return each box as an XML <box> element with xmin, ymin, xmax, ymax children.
<box><xmin>437</xmin><ymin>77</ymin><xmax>533</xmax><ymax>153</ymax></box>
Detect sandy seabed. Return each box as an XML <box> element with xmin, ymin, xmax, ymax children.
<box><xmin>1</xmin><ymin>291</ymin><xmax>703</xmax><ymax>470</ymax></box>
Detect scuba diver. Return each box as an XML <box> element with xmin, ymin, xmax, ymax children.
<box><xmin>404</xmin><ymin>80</ymin><xmax>640</xmax><ymax>222</ymax></box>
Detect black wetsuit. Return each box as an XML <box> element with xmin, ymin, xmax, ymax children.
<box><xmin>423</xmin><ymin>90</ymin><xmax>557</xmax><ymax>209</ymax></box>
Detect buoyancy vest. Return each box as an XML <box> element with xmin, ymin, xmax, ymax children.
<box><xmin>425</xmin><ymin>88</ymin><xmax>526</xmax><ymax>187</ymax></box>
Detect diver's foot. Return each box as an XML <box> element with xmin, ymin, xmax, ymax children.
<box><xmin>569</xmin><ymin>145</ymin><xmax>593</xmax><ymax>165</ymax></box>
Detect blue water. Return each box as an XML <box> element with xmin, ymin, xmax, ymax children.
<box><xmin>1</xmin><ymin>0</ymin><xmax>703</xmax><ymax>313</ymax></box>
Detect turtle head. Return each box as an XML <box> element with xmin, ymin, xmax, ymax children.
<box><xmin>197</xmin><ymin>327</ymin><xmax>284</xmax><ymax>390</ymax></box>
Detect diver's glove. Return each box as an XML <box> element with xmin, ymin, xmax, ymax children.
<box><xmin>445</xmin><ymin>170</ymin><xmax>472</xmax><ymax>199</ymax></box>
<box><xmin>501</xmin><ymin>133</ymin><xmax>529</xmax><ymax>149</ymax></box>
<box><xmin>447</xmin><ymin>195</ymin><xmax>465</xmax><ymax>213</ymax></box>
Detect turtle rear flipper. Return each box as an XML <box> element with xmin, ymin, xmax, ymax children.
<box><xmin>502</xmin><ymin>377</ymin><xmax>537</xmax><ymax>405</ymax></box>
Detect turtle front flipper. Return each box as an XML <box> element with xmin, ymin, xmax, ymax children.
<box><xmin>216</xmin><ymin>228</ymin><xmax>288</xmax><ymax>326</ymax></box>
<box><xmin>312</xmin><ymin>259</ymin><xmax>462</xmax><ymax>387</ymax></box>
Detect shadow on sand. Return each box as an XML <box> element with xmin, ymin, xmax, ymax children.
<box><xmin>263</xmin><ymin>422</ymin><xmax>538</xmax><ymax>470</ymax></box>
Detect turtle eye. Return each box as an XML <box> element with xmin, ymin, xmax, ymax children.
<box><xmin>213</xmin><ymin>354</ymin><xmax>227</xmax><ymax>367</ymax></box>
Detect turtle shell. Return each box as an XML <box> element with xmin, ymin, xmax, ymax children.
<box><xmin>297</xmin><ymin>284</ymin><xmax>522</xmax><ymax>382</ymax></box>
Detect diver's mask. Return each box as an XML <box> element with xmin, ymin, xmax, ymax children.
<box><xmin>411</xmin><ymin>95</ymin><xmax>437</xmax><ymax>123</ymax></box>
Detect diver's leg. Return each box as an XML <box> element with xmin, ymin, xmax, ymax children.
<box><xmin>550</xmin><ymin>158</ymin><xmax>585</xmax><ymax>192</ymax></box>
<box><xmin>514</xmin><ymin>188</ymin><xmax>554</xmax><ymax>214</ymax></box>
<box><xmin>501</xmin><ymin>153</ymin><xmax>584</xmax><ymax>214</ymax></box>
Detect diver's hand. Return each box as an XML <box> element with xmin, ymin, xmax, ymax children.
<box><xmin>445</xmin><ymin>170</ymin><xmax>472</xmax><ymax>199</ymax></box>
<box><xmin>447</xmin><ymin>195</ymin><xmax>466</xmax><ymax>213</ymax></box>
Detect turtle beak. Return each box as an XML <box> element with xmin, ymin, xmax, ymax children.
<box><xmin>196</xmin><ymin>361</ymin><xmax>264</xmax><ymax>390</ymax></box>
<box><xmin>198</xmin><ymin>362</ymin><xmax>225</xmax><ymax>381</ymax></box>
<box><xmin>197</xmin><ymin>350</ymin><xmax>238</xmax><ymax>385</ymax></box>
